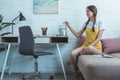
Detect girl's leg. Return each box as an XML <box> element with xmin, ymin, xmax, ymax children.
<box><xmin>70</xmin><ymin>47</ymin><xmax>84</xmax><ymax>73</ymax></box>
<box><xmin>82</xmin><ymin>46</ymin><xmax>102</xmax><ymax>55</ymax></box>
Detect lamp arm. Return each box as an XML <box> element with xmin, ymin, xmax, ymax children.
<box><xmin>12</xmin><ymin>15</ymin><xmax>20</xmax><ymax>22</ymax></box>
<box><xmin>11</xmin><ymin>15</ymin><xmax>19</xmax><ymax>35</ymax></box>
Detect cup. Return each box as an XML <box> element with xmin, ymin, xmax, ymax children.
<box><xmin>41</xmin><ymin>27</ymin><xmax>48</xmax><ymax>36</ymax></box>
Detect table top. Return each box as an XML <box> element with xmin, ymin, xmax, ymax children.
<box><xmin>0</xmin><ymin>35</ymin><xmax>68</xmax><ymax>43</ymax></box>
<box><xmin>0</xmin><ymin>35</ymin><xmax>68</xmax><ymax>38</ymax></box>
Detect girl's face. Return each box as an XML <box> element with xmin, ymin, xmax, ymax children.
<box><xmin>86</xmin><ymin>8</ymin><xmax>94</xmax><ymax>18</ymax></box>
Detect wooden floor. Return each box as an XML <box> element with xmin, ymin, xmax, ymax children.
<box><xmin>3</xmin><ymin>73</ymin><xmax>85</xmax><ymax>80</ymax></box>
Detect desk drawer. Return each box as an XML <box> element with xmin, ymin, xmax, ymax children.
<box><xmin>1</xmin><ymin>37</ymin><xmax>18</xmax><ymax>43</ymax></box>
<box><xmin>35</xmin><ymin>38</ymin><xmax>50</xmax><ymax>43</ymax></box>
<box><xmin>50</xmin><ymin>37</ymin><xmax>68</xmax><ymax>43</ymax></box>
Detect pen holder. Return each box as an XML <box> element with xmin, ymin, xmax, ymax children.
<box><xmin>41</xmin><ymin>27</ymin><xmax>48</xmax><ymax>36</ymax></box>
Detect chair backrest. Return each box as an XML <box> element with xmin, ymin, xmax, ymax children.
<box><xmin>19</xmin><ymin>26</ymin><xmax>34</xmax><ymax>55</ymax></box>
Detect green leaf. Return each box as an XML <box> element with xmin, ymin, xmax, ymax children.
<box><xmin>2</xmin><ymin>24</ymin><xmax>11</xmax><ymax>28</ymax></box>
<box><xmin>2</xmin><ymin>22</ymin><xmax>14</xmax><ymax>25</ymax></box>
<box><xmin>0</xmin><ymin>32</ymin><xmax>11</xmax><ymax>36</ymax></box>
<box><xmin>0</xmin><ymin>16</ymin><xmax>3</xmax><ymax>23</ymax></box>
<box><xmin>0</xmin><ymin>27</ymin><xmax>2</xmax><ymax>30</ymax></box>
<box><xmin>0</xmin><ymin>15</ymin><xmax>13</xmax><ymax>36</ymax></box>
<box><xmin>2</xmin><ymin>23</ymin><xmax>14</xmax><ymax>30</ymax></box>
<box><xmin>0</xmin><ymin>15</ymin><xmax>2</xmax><ymax>21</ymax></box>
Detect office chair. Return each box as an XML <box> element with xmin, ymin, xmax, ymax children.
<box><xmin>19</xmin><ymin>26</ymin><xmax>53</xmax><ymax>80</ymax></box>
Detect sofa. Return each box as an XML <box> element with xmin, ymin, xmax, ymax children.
<box><xmin>77</xmin><ymin>37</ymin><xmax>120</xmax><ymax>80</ymax></box>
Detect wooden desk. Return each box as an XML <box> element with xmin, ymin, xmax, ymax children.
<box><xmin>36</xmin><ymin>36</ymin><xmax>68</xmax><ymax>80</ymax></box>
<box><xmin>0</xmin><ymin>36</ymin><xmax>68</xmax><ymax>80</ymax></box>
<box><xmin>0</xmin><ymin>36</ymin><xmax>18</xmax><ymax>80</ymax></box>
<box><xmin>35</xmin><ymin>36</ymin><xmax>68</xmax><ymax>43</ymax></box>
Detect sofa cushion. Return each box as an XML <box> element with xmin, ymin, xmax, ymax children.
<box><xmin>102</xmin><ymin>38</ymin><xmax>120</xmax><ymax>54</ymax></box>
<box><xmin>78</xmin><ymin>55</ymin><xmax>120</xmax><ymax>80</ymax></box>
<box><xmin>110</xmin><ymin>53</ymin><xmax>120</xmax><ymax>58</ymax></box>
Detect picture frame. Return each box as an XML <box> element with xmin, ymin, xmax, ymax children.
<box><xmin>33</xmin><ymin>0</ymin><xmax>58</xmax><ymax>14</ymax></box>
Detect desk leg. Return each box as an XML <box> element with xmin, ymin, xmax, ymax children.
<box><xmin>56</xmin><ymin>44</ymin><xmax>67</xmax><ymax>80</ymax></box>
<box><xmin>1</xmin><ymin>43</ymin><xmax>11</xmax><ymax>80</ymax></box>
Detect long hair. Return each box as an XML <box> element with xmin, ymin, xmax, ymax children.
<box><xmin>83</xmin><ymin>5</ymin><xmax>97</xmax><ymax>32</ymax></box>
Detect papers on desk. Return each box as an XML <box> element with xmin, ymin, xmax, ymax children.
<box><xmin>93</xmin><ymin>54</ymin><xmax>113</xmax><ymax>58</ymax></box>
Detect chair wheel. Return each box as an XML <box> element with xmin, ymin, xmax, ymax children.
<box><xmin>49</xmin><ymin>75</ymin><xmax>54</xmax><ymax>80</ymax></box>
<box><xmin>22</xmin><ymin>77</ymin><xmax>25</xmax><ymax>80</ymax></box>
<box><xmin>38</xmin><ymin>72</ymin><xmax>41</xmax><ymax>75</ymax></box>
<box><xmin>22</xmin><ymin>75</ymin><xmax>26</xmax><ymax>80</ymax></box>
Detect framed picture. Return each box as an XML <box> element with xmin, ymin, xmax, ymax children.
<box><xmin>34</xmin><ymin>0</ymin><xmax>58</xmax><ymax>14</ymax></box>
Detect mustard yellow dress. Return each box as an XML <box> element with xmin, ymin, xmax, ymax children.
<box><xmin>81</xmin><ymin>21</ymin><xmax>103</xmax><ymax>52</ymax></box>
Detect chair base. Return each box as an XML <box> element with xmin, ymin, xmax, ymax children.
<box><xmin>23</xmin><ymin>72</ymin><xmax>42</xmax><ymax>80</ymax></box>
<box><xmin>23</xmin><ymin>57</ymin><xmax>54</xmax><ymax>80</ymax></box>
<box><xmin>23</xmin><ymin>72</ymin><xmax>54</xmax><ymax>80</ymax></box>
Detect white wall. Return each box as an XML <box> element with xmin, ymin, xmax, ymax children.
<box><xmin>1</xmin><ymin>0</ymin><xmax>120</xmax><ymax>38</ymax></box>
<box><xmin>0</xmin><ymin>0</ymin><xmax>120</xmax><ymax>73</ymax></box>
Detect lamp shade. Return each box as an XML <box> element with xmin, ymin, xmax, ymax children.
<box><xmin>19</xmin><ymin>12</ymin><xmax>26</xmax><ymax>21</ymax></box>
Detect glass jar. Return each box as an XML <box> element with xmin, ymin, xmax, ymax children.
<box><xmin>58</xmin><ymin>25</ymin><xmax>67</xmax><ymax>36</ymax></box>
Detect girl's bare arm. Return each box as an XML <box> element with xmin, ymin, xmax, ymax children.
<box><xmin>64</xmin><ymin>21</ymin><xmax>84</xmax><ymax>38</ymax></box>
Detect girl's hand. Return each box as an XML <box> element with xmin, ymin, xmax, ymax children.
<box><xmin>64</xmin><ymin>21</ymin><xmax>70</xmax><ymax>26</ymax></box>
<box><xmin>88</xmin><ymin>45</ymin><xmax>93</xmax><ymax>48</ymax></box>
<box><xmin>82</xmin><ymin>46</ymin><xmax>92</xmax><ymax>54</ymax></box>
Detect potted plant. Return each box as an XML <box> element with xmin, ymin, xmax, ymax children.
<box><xmin>0</xmin><ymin>14</ymin><xmax>14</xmax><ymax>52</ymax></box>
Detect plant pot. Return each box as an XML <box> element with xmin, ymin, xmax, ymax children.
<box><xmin>0</xmin><ymin>44</ymin><xmax>5</xmax><ymax>52</ymax></box>
<box><xmin>0</xmin><ymin>47</ymin><xmax>5</xmax><ymax>52</ymax></box>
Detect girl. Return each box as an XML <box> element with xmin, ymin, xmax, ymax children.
<box><xmin>64</xmin><ymin>5</ymin><xmax>104</xmax><ymax>73</ymax></box>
